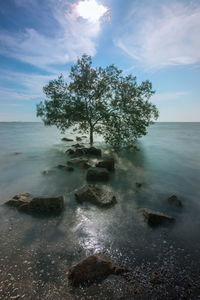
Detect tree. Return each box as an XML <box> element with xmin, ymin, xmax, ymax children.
<box><xmin>37</xmin><ymin>54</ymin><xmax>159</xmax><ymax>149</ymax></box>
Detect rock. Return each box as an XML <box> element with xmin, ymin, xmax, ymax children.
<box><xmin>96</xmin><ymin>158</ymin><xmax>115</xmax><ymax>171</ymax></box>
<box><xmin>75</xmin><ymin>185</ymin><xmax>117</xmax><ymax>207</ymax></box>
<box><xmin>66</xmin><ymin>149</ymin><xmax>75</xmax><ymax>155</ymax></box>
<box><xmin>87</xmin><ymin>167</ymin><xmax>109</xmax><ymax>181</ymax></box>
<box><xmin>19</xmin><ymin>195</ymin><xmax>64</xmax><ymax>213</ymax></box>
<box><xmin>12</xmin><ymin>152</ymin><xmax>22</xmax><ymax>155</ymax></box>
<box><xmin>72</xmin><ymin>143</ymin><xmax>84</xmax><ymax>148</ymax></box>
<box><xmin>168</xmin><ymin>195</ymin><xmax>182</xmax><ymax>207</ymax></box>
<box><xmin>136</xmin><ymin>182</ymin><xmax>142</xmax><ymax>188</ymax></box>
<box><xmin>42</xmin><ymin>170</ymin><xmax>54</xmax><ymax>175</ymax></box>
<box><xmin>5</xmin><ymin>194</ymin><xmax>64</xmax><ymax>213</ymax></box>
<box><xmin>61</xmin><ymin>137</ymin><xmax>73</xmax><ymax>142</ymax></box>
<box><xmin>67</xmin><ymin>158</ymin><xmax>91</xmax><ymax>169</ymax></box>
<box><xmin>66</xmin><ymin>147</ymin><xmax>101</xmax><ymax>158</ymax></box>
<box><xmin>82</xmin><ymin>136</ymin><xmax>87</xmax><ymax>138</ymax></box>
<box><xmin>86</xmin><ymin>147</ymin><xmax>101</xmax><ymax>157</ymax></box>
<box><xmin>68</xmin><ymin>255</ymin><xmax>126</xmax><ymax>286</ymax></box>
<box><xmin>140</xmin><ymin>208</ymin><xmax>175</xmax><ymax>226</ymax></box>
<box><xmin>56</xmin><ymin>165</ymin><xmax>74</xmax><ymax>171</ymax></box>
<box><xmin>5</xmin><ymin>193</ymin><xmax>32</xmax><ymax>207</ymax></box>
<box><xmin>76</xmin><ymin>137</ymin><xmax>82</xmax><ymax>141</ymax></box>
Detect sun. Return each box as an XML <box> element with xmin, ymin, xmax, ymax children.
<box><xmin>76</xmin><ymin>0</ymin><xmax>108</xmax><ymax>23</ymax></box>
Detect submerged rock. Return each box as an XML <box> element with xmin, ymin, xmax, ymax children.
<box><xmin>140</xmin><ymin>208</ymin><xmax>175</xmax><ymax>226</ymax></box>
<box><xmin>76</xmin><ymin>137</ymin><xmax>82</xmax><ymax>141</ymax></box>
<box><xmin>75</xmin><ymin>185</ymin><xmax>117</xmax><ymax>207</ymax></box>
<box><xmin>136</xmin><ymin>182</ymin><xmax>142</xmax><ymax>188</ymax></box>
<box><xmin>87</xmin><ymin>167</ymin><xmax>109</xmax><ymax>181</ymax></box>
<box><xmin>168</xmin><ymin>195</ymin><xmax>182</xmax><ymax>207</ymax></box>
<box><xmin>67</xmin><ymin>158</ymin><xmax>91</xmax><ymax>169</ymax></box>
<box><xmin>96</xmin><ymin>158</ymin><xmax>115</xmax><ymax>171</ymax></box>
<box><xmin>11</xmin><ymin>152</ymin><xmax>22</xmax><ymax>155</ymax></box>
<box><xmin>56</xmin><ymin>165</ymin><xmax>74</xmax><ymax>171</ymax></box>
<box><xmin>5</xmin><ymin>193</ymin><xmax>64</xmax><ymax>213</ymax></box>
<box><xmin>61</xmin><ymin>137</ymin><xmax>73</xmax><ymax>142</ymax></box>
<box><xmin>68</xmin><ymin>255</ymin><xmax>127</xmax><ymax>286</ymax></box>
<box><xmin>42</xmin><ymin>170</ymin><xmax>54</xmax><ymax>175</ymax></box>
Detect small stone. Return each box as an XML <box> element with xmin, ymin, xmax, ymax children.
<box><xmin>168</xmin><ymin>195</ymin><xmax>182</xmax><ymax>207</ymax></box>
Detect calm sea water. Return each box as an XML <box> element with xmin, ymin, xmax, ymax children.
<box><xmin>0</xmin><ymin>122</ymin><xmax>200</xmax><ymax>297</ymax></box>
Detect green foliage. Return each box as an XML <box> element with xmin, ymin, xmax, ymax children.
<box><xmin>37</xmin><ymin>54</ymin><xmax>159</xmax><ymax>149</ymax></box>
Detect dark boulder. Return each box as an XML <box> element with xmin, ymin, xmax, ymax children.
<box><xmin>140</xmin><ymin>208</ymin><xmax>175</xmax><ymax>226</ymax></box>
<box><xmin>96</xmin><ymin>158</ymin><xmax>114</xmax><ymax>171</ymax></box>
<box><xmin>87</xmin><ymin>167</ymin><xmax>109</xmax><ymax>181</ymax></box>
<box><xmin>68</xmin><ymin>255</ymin><xmax>127</xmax><ymax>286</ymax></box>
<box><xmin>5</xmin><ymin>194</ymin><xmax>64</xmax><ymax>213</ymax></box>
<box><xmin>168</xmin><ymin>195</ymin><xmax>182</xmax><ymax>207</ymax></box>
<box><xmin>66</xmin><ymin>147</ymin><xmax>101</xmax><ymax>158</ymax></box>
<box><xmin>76</xmin><ymin>137</ymin><xmax>82</xmax><ymax>141</ymax></box>
<box><xmin>85</xmin><ymin>147</ymin><xmax>101</xmax><ymax>157</ymax></box>
<box><xmin>19</xmin><ymin>195</ymin><xmax>64</xmax><ymax>213</ymax></box>
<box><xmin>75</xmin><ymin>185</ymin><xmax>117</xmax><ymax>207</ymax></box>
<box><xmin>61</xmin><ymin>137</ymin><xmax>73</xmax><ymax>142</ymax></box>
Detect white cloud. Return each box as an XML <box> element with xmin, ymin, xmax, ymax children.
<box><xmin>0</xmin><ymin>0</ymin><xmax>108</xmax><ymax>71</ymax></box>
<box><xmin>115</xmin><ymin>1</ymin><xmax>200</xmax><ymax>69</ymax></box>
<box><xmin>0</xmin><ymin>71</ymin><xmax>56</xmax><ymax>102</ymax></box>
<box><xmin>152</xmin><ymin>91</ymin><xmax>188</xmax><ymax>102</ymax></box>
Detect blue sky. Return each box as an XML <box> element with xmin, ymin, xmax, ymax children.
<box><xmin>0</xmin><ymin>0</ymin><xmax>200</xmax><ymax>121</ymax></box>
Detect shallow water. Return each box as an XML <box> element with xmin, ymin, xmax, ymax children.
<box><xmin>0</xmin><ymin>122</ymin><xmax>200</xmax><ymax>299</ymax></box>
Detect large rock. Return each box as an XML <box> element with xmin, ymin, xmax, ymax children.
<box><xmin>76</xmin><ymin>137</ymin><xmax>82</xmax><ymax>141</ymax></box>
<box><xmin>66</xmin><ymin>147</ymin><xmax>101</xmax><ymax>158</ymax></box>
<box><xmin>5</xmin><ymin>193</ymin><xmax>64</xmax><ymax>213</ymax></box>
<box><xmin>168</xmin><ymin>195</ymin><xmax>182</xmax><ymax>207</ymax></box>
<box><xmin>61</xmin><ymin>137</ymin><xmax>73</xmax><ymax>142</ymax></box>
<box><xmin>68</xmin><ymin>255</ymin><xmax>127</xmax><ymax>286</ymax></box>
<box><xmin>20</xmin><ymin>195</ymin><xmax>64</xmax><ymax>213</ymax></box>
<box><xmin>87</xmin><ymin>167</ymin><xmax>109</xmax><ymax>181</ymax></box>
<box><xmin>96</xmin><ymin>158</ymin><xmax>115</xmax><ymax>171</ymax></box>
<box><xmin>67</xmin><ymin>158</ymin><xmax>90</xmax><ymax>169</ymax></box>
<box><xmin>85</xmin><ymin>147</ymin><xmax>101</xmax><ymax>157</ymax></box>
<box><xmin>141</xmin><ymin>208</ymin><xmax>175</xmax><ymax>226</ymax></box>
<box><xmin>75</xmin><ymin>185</ymin><xmax>117</xmax><ymax>207</ymax></box>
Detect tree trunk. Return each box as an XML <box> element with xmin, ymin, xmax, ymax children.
<box><xmin>90</xmin><ymin>126</ymin><xmax>93</xmax><ymax>146</ymax></box>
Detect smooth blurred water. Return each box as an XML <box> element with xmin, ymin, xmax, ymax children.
<box><xmin>0</xmin><ymin>122</ymin><xmax>200</xmax><ymax>269</ymax></box>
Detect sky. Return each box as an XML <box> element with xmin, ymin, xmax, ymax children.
<box><xmin>0</xmin><ymin>0</ymin><xmax>200</xmax><ymax>122</ymax></box>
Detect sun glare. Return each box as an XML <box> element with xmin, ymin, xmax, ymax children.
<box><xmin>76</xmin><ymin>0</ymin><xmax>108</xmax><ymax>23</ymax></box>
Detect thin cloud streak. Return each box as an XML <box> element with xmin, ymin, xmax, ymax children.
<box><xmin>115</xmin><ymin>1</ymin><xmax>200</xmax><ymax>69</ymax></box>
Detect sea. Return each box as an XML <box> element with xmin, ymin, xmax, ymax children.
<box><xmin>0</xmin><ymin>122</ymin><xmax>200</xmax><ymax>299</ymax></box>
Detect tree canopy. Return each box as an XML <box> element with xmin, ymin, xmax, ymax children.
<box><xmin>37</xmin><ymin>54</ymin><xmax>159</xmax><ymax>149</ymax></box>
